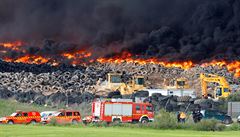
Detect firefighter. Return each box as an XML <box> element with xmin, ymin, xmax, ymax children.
<box><xmin>192</xmin><ymin>109</ymin><xmax>203</xmax><ymax>123</ymax></box>
<box><xmin>179</xmin><ymin>112</ymin><xmax>186</xmax><ymax>123</ymax></box>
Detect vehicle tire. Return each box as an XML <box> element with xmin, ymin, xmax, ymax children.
<box><xmin>152</xmin><ymin>93</ymin><xmax>162</xmax><ymax>100</ymax></box>
<box><xmin>134</xmin><ymin>91</ymin><xmax>149</xmax><ymax>98</ymax></box>
<box><xmin>141</xmin><ymin>118</ymin><xmax>149</xmax><ymax>124</ymax></box>
<box><xmin>72</xmin><ymin>119</ymin><xmax>78</xmax><ymax>125</ymax></box>
<box><xmin>83</xmin><ymin>120</ymin><xmax>88</xmax><ymax>125</ymax></box>
<box><xmin>30</xmin><ymin>120</ymin><xmax>36</xmax><ymax>125</ymax></box>
<box><xmin>223</xmin><ymin>117</ymin><xmax>232</xmax><ymax>124</ymax></box>
<box><xmin>107</xmin><ymin>91</ymin><xmax>121</xmax><ymax>98</ymax></box>
<box><xmin>177</xmin><ymin>96</ymin><xmax>191</xmax><ymax>102</ymax></box>
<box><xmin>113</xmin><ymin>119</ymin><xmax>121</xmax><ymax>124</ymax></box>
<box><xmin>194</xmin><ymin>99</ymin><xmax>213</xmax><ymax>109</ymax></box>
<box><xmin>7</xmin><ymin>120</ymin><xmax>14</xmax><ymax>125</ymax></box>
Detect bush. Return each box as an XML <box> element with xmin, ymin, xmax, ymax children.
<box><xmin>227</xmin><ymin>123</ymin><xmax>240</xmax><ymax>131</ymax></box>
<box><xmin>88</xmin><ymin>121</ymin><xmax>109</xmax><ymax>127</ymax></box>
<box><xmin>227</xmin><ymin>92</ymin><xmax>240</xmax><ymax>102</ymax></box>
<box><xmin>193</xmin><ymin>119</ymin><xmax>226</xmax><ymax>131</ymax></box>
<box><xmin>49</xmin><ymin>117</ymin><xmax>58</xmax><ymax>126</ymax></box>
<box><xmin>151</xmin><ymin>110</ymin><xmax>179</xmax><ymax>129</ymax></box>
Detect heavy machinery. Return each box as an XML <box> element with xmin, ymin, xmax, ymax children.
<box><xmin>95</xmin><ymin>73</ymin><xmax>145</xmax><ymax>95</ymax></box>
<box><xmin>147</xmin><ymin>77</ymin><xmax>196</xmax><ymax>98</ymax></box>
<box><xmin>200</xmin><ymin>73</ymin><xmax>231</xmax><ymax>99</ymax></box>
<box><xmin>96</xmin><ymin>73</ymin><xmax>196</xmax><ymax>98</ymax></box>
<box><xmin>165</xmin><ymin>78</ymin><xmax>190</xmax><ymax>89</ymax></box>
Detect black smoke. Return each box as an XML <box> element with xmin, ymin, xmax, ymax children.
<box><xmin>0</xmin><ymin>0</ymin><xmax>240</xmax><ymax>62</ymax></box>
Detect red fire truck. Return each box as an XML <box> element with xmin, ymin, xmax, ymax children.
<box><xmin>83</xmin><ymin>99</ymin><xmax>154</xmax><ymax>123</ymax></box>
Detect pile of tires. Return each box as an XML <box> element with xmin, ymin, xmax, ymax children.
<box><xmin>132</xmin><ymin>90</ymin><xmax>149</xmax><ymax>98</ymax></box>
<box><xmin>107</xmin><ymin>91</ymin><xmax>122</xmax><ymax>98</ymax></box>
<box><xmin>194</xmin><ymin>99</ymin><xmax>217</xmax><ymax>110</ymax></box>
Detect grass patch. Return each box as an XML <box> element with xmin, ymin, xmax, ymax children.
<box><xmin>1</xmin><ymin>125</ymin><xmax>240</xmax><ymax>137</ymax></box>
<box><xmin>0</xmin><ymin>99</ymin><xmax>53</xmax><ymax>117</ymax></box>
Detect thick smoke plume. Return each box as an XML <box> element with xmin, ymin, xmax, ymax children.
<box><xmin>0</xmin><ymin>0</ymin><xmax>240</xmax><ymax>62</ymax></box>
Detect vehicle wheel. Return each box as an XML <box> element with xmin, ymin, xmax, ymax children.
<box><xmin>8</xmin><ymin>120</ymin><xmax>14</xmax><ymax>125</ymax></box>
<box><xmin>224</xmin><ymin>118</ymin><xmax>231</xmax><ymax>124</ymax></box>
<box><xmin>141</xmin><ymin>118</ymin><xmax>149</xmax><ymax>124</ymax></box>
<box><xmin>72</xmin><ymin>119</ymin><xmax>78</xmax><ymax>125</ymax></box>
<box><xmin>30</xmin><ymin>120</ymin><xmax>36</xmax><ymax>125</ymax></box>
<box><xmin>83</xmin><ymin>120</ymin><xmax>88</xmax><ymax>125</ymax></box>
<box><xmin>113</xmin><ymin>119</ymin><xmax>121</xmax><ymax>124</ymax></box>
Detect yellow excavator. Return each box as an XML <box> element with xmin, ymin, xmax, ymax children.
<box><xmin>200</xmin><ymin>73</ymin><xmax>231</xmax><ymax>99</ymax></box>
<box><xmin>95</xmin><ymin>73</ymin><xmax>145</xmax><ymax>95</ymax></box>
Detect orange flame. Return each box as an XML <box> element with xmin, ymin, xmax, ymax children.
<box><xmin>0</xmin><ymin>41</ymin><xmax>23</xmax><ymax>51</ymax></box>
<box><xmin>61</xmin><ymin>50</ymin><xmax>92</xmax><ymax>65</ymax></box>
<box><xmin>201</xmin><ymin>60</ymin><xmax>240</xmax><ymax>78</ymax></box>
<box><xmin>0</xmin><ymin>41</ymin><xmax>239</xmax><ymax>78</ymax></box>
<box><xmin>4</xmin><ymin>55</ymin><xmax>50</xmax><ymax>64</ymax></box>
<box><xmin>62</xmin><ymin>50</ymin><xmax>92</xmax><ymax>59</ymax></box>
<box><xmin>97</xmin><ymin>51</ymin><xmax>194</xmax><ymax>70</ymax></box>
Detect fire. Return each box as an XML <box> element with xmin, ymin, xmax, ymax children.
<box><xmin>97</xmin><ymin>51</ymin><xmax>194</xmax><ymax>70</ymax></box>
<box><xmin>201</xmin><ymin>60</ymin><xmax>240</xmax><ymax>78</ymax></box>
<box><xmin>0</xmin><ymin>41</ymin><xmax>239</xmax><ymax>78</ymax></box>
<box><xmin>4</xmin><ymin>55</ymin><xmax>50</xmax><ymax>64</ymax></box>
<box><xmin>0</xmin><ymin>41</ymin><xmax>23</xmax><ymax>51</ymax></box>
<box><xmin>62</xmin><ymin>50</ymin><xmax>92</xmax><ymax>59</ymax></box>
<box><xmin>97</xmin><ymin>51</ymin><xmax>240</xmax><ymax>77</ymax></box>
<box><xmin>61</xmin><ymin>50</ymin><xmax>92</xmax><ymax>65</ymax></box>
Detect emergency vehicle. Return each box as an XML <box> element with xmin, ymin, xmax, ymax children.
<box><xmin>42</xmin><ymin>110</ymin><xmax>81</xmax><ymax>124</ymax></box>
<box><xmin>0</xmin><ymin>111</ymin><xmax>41</xmax><ymax>124</ymax></box>
<box><xmin>83</xmin><ymin>99</ymin><xmax>154</xmax><ymax>123</ymax></box>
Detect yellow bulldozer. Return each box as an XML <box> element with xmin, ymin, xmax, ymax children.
<box><xmin>200</xmin><ymin>73</ymin><xmax>231</xmax><ymax>99</ymax></box>
<box><xmin>95</xmin><ymin>73</ymin><xmax>145</xmax><ymax>95</ymax></box>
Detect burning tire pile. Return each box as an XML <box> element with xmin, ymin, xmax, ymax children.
<box><xmin>0</xmin><ymin>59</ymin><xmax>239</xmax><ymax>111</ymax></box>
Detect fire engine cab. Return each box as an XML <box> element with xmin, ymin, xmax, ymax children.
<box><xmin>85</xmin><ymin>99</ymin><xmax>154</xmax><ymax>123</ymax></box>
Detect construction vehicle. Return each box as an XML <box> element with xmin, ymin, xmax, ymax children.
<box><xmin>165</xmin><ymin>78</ymin><xmax>190</xmax><ymax>89</ymax></box>
<box><xmin>83</xmin><ymin>98</ymin><xmax>154</xmax><ymax>124</ymax></box>
<box><xmin>200</xmin><ymin>73</ymin><xmax>231</xmax><ymax>99</ymax></box>
<box><xmin>96</xmin><ymin>73</ymin><xmax>196</xmax><ymax>98</ymax></box>
<box><xmin>95</xmin><ymin>73</ymin><xmax>145</xmax><ymax>95</ymax></box>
